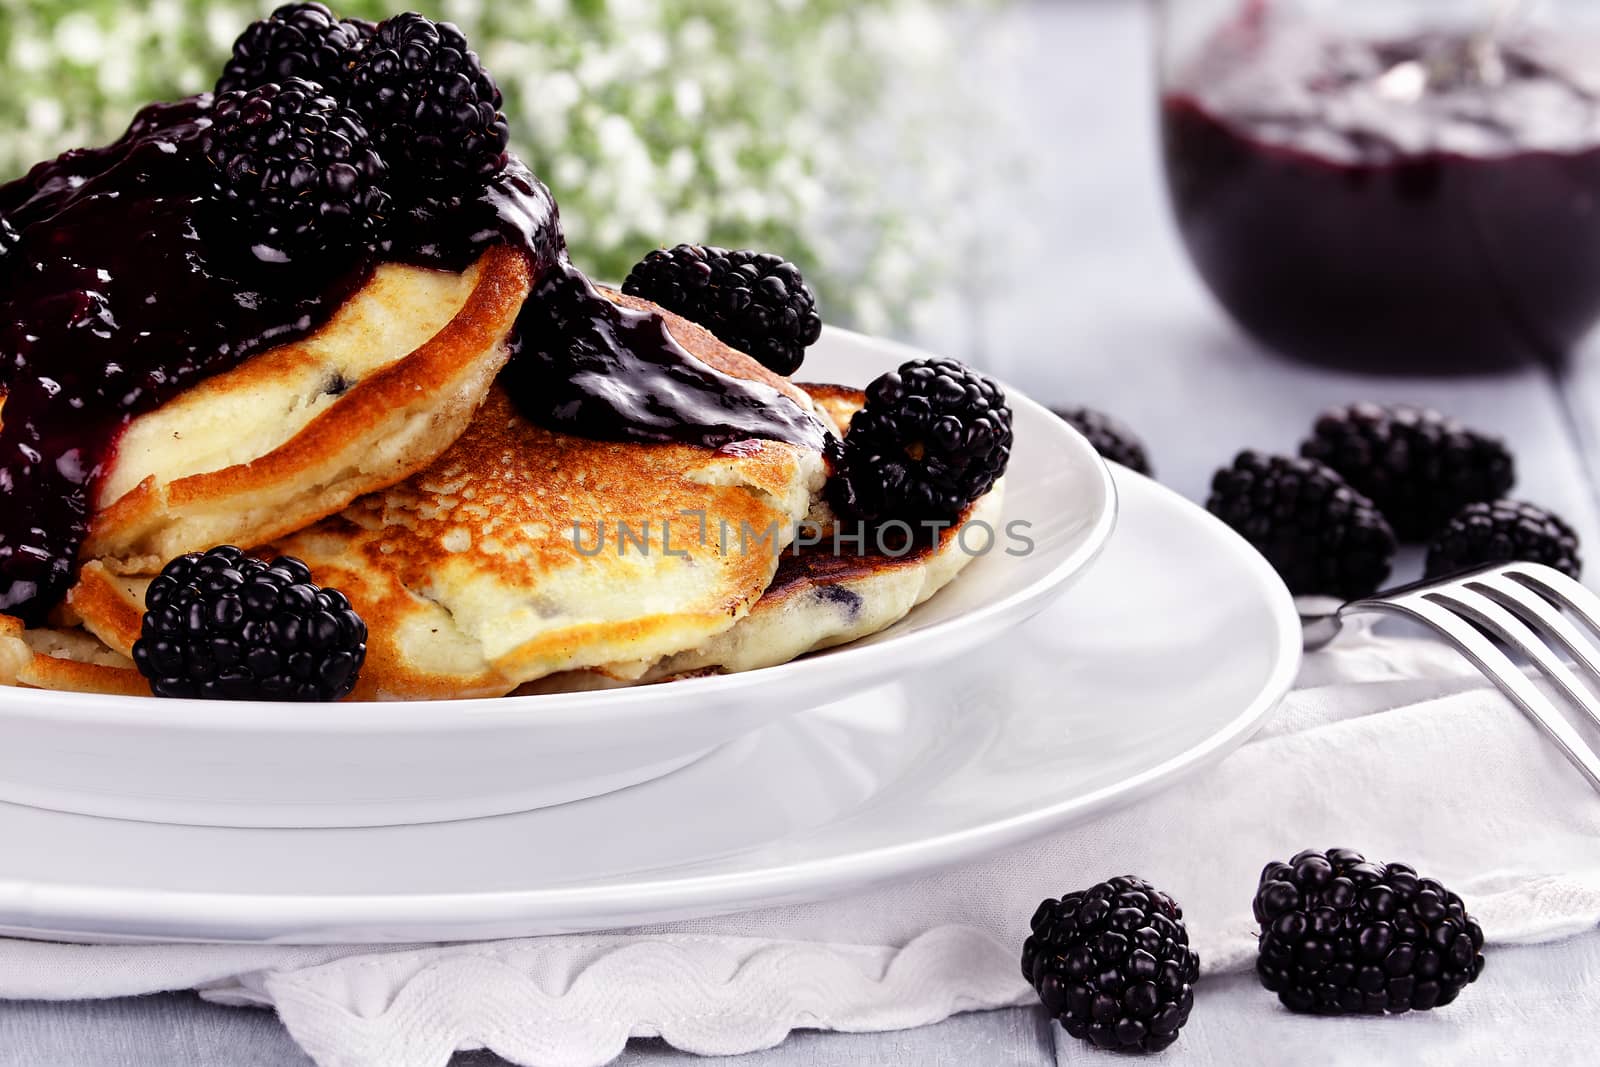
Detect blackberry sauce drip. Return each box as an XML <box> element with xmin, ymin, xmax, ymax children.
<box><xmin>505</xmin><ymin>261</ymin><xmax>828</xmax><ymax>452</ymax></box>
<box><xmin>0</xmin><ymin>96</ymin><xmax>824</xmax><ymax>624</ymax></box>
<box><xmin>0</xmin><ymin>97</ymin><xmax>373</xmax><ymax>624</ymax></box>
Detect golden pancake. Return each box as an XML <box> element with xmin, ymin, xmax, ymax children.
<box><xmin>521</xmin><ymin>386</ymin><xmax>1000</xmax><ymax>691</ymax></box>
<box><xmin>79</xmin><ymin>244</ymin><xmax>536</xmax><ymax>574</ymax></box>
<box><xmin>279</xmin><ymin>384</ymin><xmax>825</xmax><ymax>699</ymax></box>
<box><xmin>64</xmin><ymin>297</ymin><xmax>833</xmax><ymax>700</ymax></box>
<box><xmin>61</xmin><ymin>562</ymin><xmax>149</xmax><ymax>657</ymax></box>
<box><xmin>65</xmin><ymin>383</ymin><xmax>992</xmax><ymax>700</ymax></box>
<box><xmin>648</xmin><ymin>480</ymin><xmax>1001</xmax><ymax>678</ymax></box>
<box><xmin>0</xmin><ymin>615</ymin><xmax>149</xmax><ymax>697</ymax></box>
<box><xmin>61</xmin><ymin>381</ymin><xmax>992</xmax><ymax>701</ymax></box>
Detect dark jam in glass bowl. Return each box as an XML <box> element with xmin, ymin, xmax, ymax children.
<box><xmin>1162</xmin><ymin>24</ymin><xmax>1600</xmax><ymax>372</ymax></box>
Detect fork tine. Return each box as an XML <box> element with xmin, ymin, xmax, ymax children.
<box><xmin>1349</xmin><ymin>591</ymin><xmax>1600</xmax><ymax>792</ymax></box>
<box><xmin>1468</xmin><ymin>573</ymin><xmax>1600</xmax><ymax>715</ymax></box>
<box><xmin>1429</xmin><ymin>586</ymin><xmax>1600</xmax><ymax>719</ymax></box>
<box><xmin>1502</xmin><ymin>563</ymin><xmax>1600</xmax><ymax>639</ymax></box>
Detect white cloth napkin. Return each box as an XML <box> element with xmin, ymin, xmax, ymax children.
<box><xmin>3</xmin><ymin>618</ymin><xmax>1600</xmax><ymax>1067</ymax></box>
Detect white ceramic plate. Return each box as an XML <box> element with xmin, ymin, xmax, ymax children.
<box><xmin>0</xmin><ymin>329</ymin><xmax>1116</xmax><ymax>828</ymax></box>
<box><xmin>0</xmin><ymin>467</ymin><xmax>1299</xmax><ymax>944</ymax></box>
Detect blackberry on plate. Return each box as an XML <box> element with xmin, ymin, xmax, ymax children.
<box><xmin>203</xmin><ymin>78</ymin><xmax>390</xmax><ymax>258</ymax></box>
<box><xmin>132</xmin><ymin>546</ymin><xmax>367</xmax><ymax>701</ymax></box>
<box><xmin>1207</xmin><ymin>452</ymin><xmax>1396</xmax><ymax>599</ymax></box>
<box><xmin>1022</xmin><ymin>876</ymin><xmax>1200</xmax><ymax>1053</ymax></box>
<box><xmin>348</xmin><ymin>13</ymin><xmax>509</xmax><ymax>197</ymax></box>
<box><xmin>1301</xmin><ymin>403</ymin><xmax>1515</xmax><ymax>541</ymax></box>
<box><xmin>0</xmin><ymin>213</ymin><xmax>17</xmax><ymax>261</ymax></box>
<box><xmin>622</xmin><ymin>244</ymin><xmax>824</xmax><ymax>376</ymax></box>
<box><xmin>1254</xmin><ymin>848</ymin><xmax>1485</xmax><ymax>1015</ymax></box>
<box><xmin>215</xmin><ymin>3</ymin><xmax>372</xmax><ymax>97</ymax></box>
<box><xmin>827</xmin><ymin>357</ymin><xmax>1013</xmax><ymax>529</ymax></box>
<box><xmin>1051</xmin><ymin>406</ymin><xmax>1152</xmax><ymax>476</ymax></box>
<box><xmin>1425</xmin><ymin>500</ymin><xmax>1582</xmax><ymax>580</ymax></box>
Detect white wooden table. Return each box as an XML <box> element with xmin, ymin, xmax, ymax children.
<box><xmin>6</xmin><ymin>1</ymin><xmax>1599</xmax><ymax>1063</ymax></box>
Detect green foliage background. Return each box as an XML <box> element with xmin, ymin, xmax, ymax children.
<box><xmin>0</xmin><ymin>0</ymin><xmax>963</xmax><ymax>324</ymax></box>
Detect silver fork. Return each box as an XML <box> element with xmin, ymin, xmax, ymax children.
<box><xmin>1302</xmin><ymin>562</ymin><xmax>1600</xmax><ymax>792</ymax></box>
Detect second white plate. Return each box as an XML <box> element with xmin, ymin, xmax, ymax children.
<box><xmin>0</xmin><ymin>467</ymin><xmax>1298</xmax><ymax>944</ymax></box>
<box><xmin>0</xmin><ymin>327</ymin><xmax>1115</xmax><ymax>827</ymax></box>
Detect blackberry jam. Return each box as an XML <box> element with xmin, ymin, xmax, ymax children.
<box><xmin>505</xmin><ymin>262</ymin><xmax>828</xmax><ymax>453</ymax></box>
<box><xmin>0</xmin><ymin>98</ymin><xmax>375</xmax><ymax>624</ymax></box>
<box><xmin>1162</xmin><ymin>22</ymin><xmax>1600</xmax><ymax>372</ymax></box>
<box><xmin>0</xmin><ymin>95</ymin><xmax>824</xmax><ymax>626</ymax></box>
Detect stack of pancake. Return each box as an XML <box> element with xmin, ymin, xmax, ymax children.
<box><xmin>0</xmin><ymin>247</ymin><xmax>1000</xmax><ymax>700</ymax></box>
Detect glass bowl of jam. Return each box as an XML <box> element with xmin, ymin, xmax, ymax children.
<box><xmin>1159</xmin><ymin>0</ymin><xmax>1600</xmax><ymax>372</ymax></box>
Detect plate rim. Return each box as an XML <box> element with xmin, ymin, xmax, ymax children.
<box><xmin>0</xmin><ymin>469</ymin><xmax>1299</xmax><ymax>943</ymax></box>
<box><xmin>0</xmin><ymin>324</ymin><xmax>1117</xmax><ymax>734</ymax></box>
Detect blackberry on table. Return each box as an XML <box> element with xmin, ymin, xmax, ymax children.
<box><xmin>203</xmin><ymin>78</ymin><xmax>390</xmax><ymax>258</ymax></box>
<box><xmin>1425</xmin><ymin>500</ymin><xmax>1581</xmax><ymax>580</ymax></box>
<box><xmin>1051</xmin><ymin>406</ymin><xmax>1152</xmax><ymax>476</ymax></box>
<box><xmin>1207</xmin><ymin>452</ymin><xmax>1396</xmax><ymax>599</ymax></box>
<box><xmin>827</xmin><ymin>357</ymin><xmax>1013</xmax><ymax>529</ymax></box>
<box><xmin>1254</xmin><ymin>848</ymin><xmax>1485</xmax><ymax>1015</ymax></box>
<box><xmin>1301</xmin><ymin>403</ymin><xmax>1515</xmax><ymax>541</ymax></box>
<box><xmin>622</xmin><ymin>244</ymin><xmax>824</xmax><ymax>376</ymax></box>
<box><xmin>132</xmin><ymin>546</ymin><xmax>367</xmax><ymax>701</ymax></box>
<box><xmin>1023</xmin><ymin>875</ymin><xmax>1201</xmax><ymax>1053</ymax></box>
<box><xmin>215</xmin><ymin>3</ymin><xmax>372</xmax><ymax>97</ymax></box>
<box><xmin>348</xmin><ymin>13</ymin><xmax>509</xmax><ymax>199</ymax></box>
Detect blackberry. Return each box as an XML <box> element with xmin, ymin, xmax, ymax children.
<box><xmin>1301</xmin><ymin>403</ymin><xmax>1515</xmax><ymax>541</ymax></box>
<box><xmin>1051</xmin><ymin>406</ymin><xmax>1152</xmax><ymax>476</ymax></box>
<box><xmin>1207</xmin><ymin>452</ymin><xmax>1396</xmax><ymax>598</ymax></box>
<box><xmin>203</xmin><ymin>78</ymin><xmax>390</xmax><ymax>257</ymax></box>
<box><xmin>1425</xmin><ymin>500</ymin><xmax>1581</xmax><ymax>580</ymax></box>
<box><xmin>215</xmin><ymin>3</ymin><xmax>372</xmax><ymax>97</ymax></box>
<box><xmin>132</xmin><ymin>547</ymin><xmax>366</xmax><ymax>701</ymax></box>
<box><xmin>622</xmin><ymin>245</ymin><xmax>824</xmax><ymax>376</ymax></box>
<box><xmin>1254</xmin><ymin>849</ymin><xmax>1485</xmax><ymax>1015</ymax></box>
<box><xmin>827</xmin><ymin>358</ymin><xmax>1013</xmax><ymax>529</ymax></box>
<box><xmin>1022</xmin><ymin>876</ymin><xmax>1200</xmax><ymax>1053</ymax></box>
<box><xmin>348</xmin><ymin>13</ymin><xmax>509</xmax><ymax>198</ymax></box>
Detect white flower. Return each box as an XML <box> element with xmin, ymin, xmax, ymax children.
<box><xmin>677</xmin><ymin>18</ymin><xmax>716</xmax><ymax>55</ymax></box>
<box><xmin>98</xmin><ymin>53</ymin><xmax>136</xmax><ymax>97</ymax></box>
<box><xmin>11</xmin><ymin>33</ymin><xmax>51</xmax><ymax>74</ymax></box>
<box><xmin>148</xmin><ymin>0</ymin><xmax>186</xmax><ymax>35</ymax></box>
<box><xmin>204</xmin><ymin>7</ymin><xmax>242</xmax><ymax>52</ymax></box>
<box><xmin>442</xmin><ymin>0</ymin><xmax>485</xmax><ymax>25</ymax></box>
<box><xmin>53</xmin><ymin>13</ymin><xmax>107</xmax><ymax>66</ymax></box>
<box><xmin>672</xmin><ymin>79</ymin><xmax>704</xmax><ymax>122</ymax></box>
<box><xmin>552</xmin><ymin>156</ymin><xmax>588</xmax><ymax>194</ymax></box>
<box><xmin>25</xmin><ymin>98</ymin><xmax>63</xmax><ymax>136</ymax></box>
<box><xmin>664</xmin><ymin>147</ymin><xmax>696</xmax><ymax>188</ymax></box>
<box><xmin>0</xmin><ymin>0</ymin><xmax>979</xmax><ymax>327</ymax></box>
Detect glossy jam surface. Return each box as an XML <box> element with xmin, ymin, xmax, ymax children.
<box><xmin>0</xmin><ymin>96</ymin><xmax>823</xmax><ymax>624</ymax></box>
<box><xmin>1163</xmin><ymin>24</ymin><xmax>1600</xmax><ymax>372</ymax></box>
<box><xmin>0</xmin><ymin>98</ymin><xmax>375</xmax><ymax>623</ymax></box>
<box><xmin>507</xmin><ymin>261</ymin><xmax>828</xmax><ymax>452</ymax></box>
